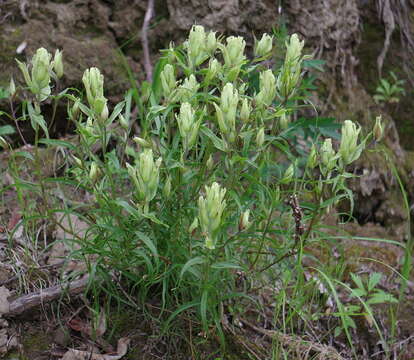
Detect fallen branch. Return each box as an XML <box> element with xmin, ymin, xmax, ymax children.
<box><xmin>5</xmin><ymin>276</ymin><xmax>89</xmax><ymax>317</ymax></box>
<box><xmin>141</xmin><ymin>0</ymin><xmax>155</xmax><ymax>82</ymax></box>
<box><xmin>240</xmin><ymin>320</ymin><xmax>345</xmax><ymax>360</ymax></box>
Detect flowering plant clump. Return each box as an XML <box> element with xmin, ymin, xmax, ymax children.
<box><xmin>3</xmin><ymin>26</ymin><xmax>384</xmax><ymax>342</ymax></box>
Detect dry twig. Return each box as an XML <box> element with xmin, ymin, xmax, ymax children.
<box><xmin>241</xmin><ymin>319</ymin><xmax>345</xmax><ymax>360</ymax></box>
<box><xmin>141</xmin><ymin>0</ymin><xmax>155</xmax><ymax>82</ymax></box>
<box><xmin>4</xmin><ymin>275</ymin><xmax>89</xmax><ymax>316</ymax></box>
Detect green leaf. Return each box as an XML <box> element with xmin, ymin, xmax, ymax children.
<box><xmin>13</xmin><ymin>151</ymin><xmax>35</xmax><ymax>161</ymax></box>
<box><xmin>78</xmin><ymin>102</ymin><xmax>95</xmax><ymax>118</ymax></box>
<box><xmin>38</xmin><ymin>138</ymin><xmax>76</xmax><ymax>150</ymax></box>
<box><xmin>350</xmin><ymin>288</ymin><xmax>366</xmax><ymax>298</ymax></box>
<box><xmin>180</xmin><ymin>256</ymin><xmax>206</xmax><ymax>280</ymax></box>
<box><xmin>200</xmin><ymin>289</ymin><xmax>209</xmax><ymax>330</ymax></box>
<box><xmin>367</xmin><ymin>272</ymin><xmax>382</xmax><ymax>292</ymax></box>
<box><xmin>334</xmin><ymin>326</ymin><xmax>342</xmax><ymax>337</ymax></box>
<box><xmin>124</xmin><ymin>90</ymin><xmax>133</xmax><ymax>123</ymax></box>
<box><xmin>151</xmin><ymin>57</ymin><xmax>169</xmax><ymax>101</ymax></box>
<box><xmin>200</xmin><ymin>126</ymin><xmax>227</xmax><ymax>152</ymax></box>
<box><xmin>107</xmin><ymin>100</ymin><xmax>125</xmax><ymax>125</ymax></box>
<box><xmin>350</xmin><ymin>273</ymin><xmax>365</xmax><ymax>291</ymax></box>
<box><xmin>211</xmin><ymin>261</ymin><xmax>242</xmax><ymax>270</ymax></box>
<box><xmin>115</xmin><ymin>199</ymin><xmax>141</xmax><ymax>219</ymax></box>
<box><xmin>135</xmin><ymin>231</ymin><xmax>159</xmax><ymax>261</ymax></box>
<box><xmin>303</xmin><ymin>59</ymin><xmax>325</xmax><ymax>71</ymax></box>
<box><xmin>27</xmin><ymin>101</ymin><xmax>49</xmax><ymax>138</ymax></box>
<box><xmin>141</xmin><ymin>212</ymin><xmax>169</xmax><ymax>227</ymax></box>
<box><xmin>367</xmin><ymin>290</ymin><xmax>398</xmax><ymax>305</ymax></box>
<box><xmin>163</xmin><ymin>301</ymin><xmax>200</xmax><ymax>333</ymax></box>
<box><xmin>0</xmin><ymin>87</ymin><xmax>9</xmax><ymax>99</ymax></box>
<box><xmin>0</xmin><ymin>125</ymin><xmax>15</xmax><ymax>136</ymax></box>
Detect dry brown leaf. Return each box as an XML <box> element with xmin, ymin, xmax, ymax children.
<box><xmin>0</xmin><ymin>328</ymin><xmax>18</xmax><ymax>355</ymax></box>
<box><xmin>0</xmin><ymin>310</ymin><xmax>19</xmax><ymax>355</ymax></box>
<box><xmin>68</xmin><ymin>311</ymin><xmax>106</xmax><ymax>338</ymax></box>
<box><xmin>48</xmin><ymin>213</ymin><xmax>90</xmax><ymax>273</ymax></box>
<box><xmin>54</xmin><ymin>213</ymin><xmax>89</xmax><ymax>240</ymax></box>
<box><xmin>7</xmin><ymin>210</ymin><xmax>21</xmax><ymax>232</ymax></box>
<box><xmin>61</xmin><ymin>337</ymin><xmax>130</xmax><ymax>360</ymax></box>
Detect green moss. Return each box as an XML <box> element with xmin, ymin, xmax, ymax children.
<box><xmin>0</xmin><ymin>28</ymin><xmax>24</xmax><ymax>86</ymax></box>
<box><xmin>3</xmin><ymin>351</ymin><xmax>21</xmax><ymax>360</ymax></box>
<box><xmin>22</xmin><ymin>330</ymin><xmax>50</xmax><ymax>357</ymax></box>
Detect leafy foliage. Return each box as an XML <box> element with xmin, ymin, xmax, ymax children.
<box><xmin>373</xmin><ymin>71</ymin><xmax>406</xmax><ymax>104</ymax></box>
<box><xmin>0</xmin><ymin>25</ymin><xmax>391</xmax><ymax>354</ymax></box>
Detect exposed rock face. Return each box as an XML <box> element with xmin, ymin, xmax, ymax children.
<box><xmin>285</xmin><ymin>0</ymin><xmax>412</xmax><ymax>236</ymax></box>
<box><xmin>0</xmin><ymin>0</ymin><xmax>148</xmax><ymax>101</ymax></box>
<box><xmin>0</xmin><ymin>0</ymin><xmax>280</xmax><ymax>99</ymax></box>
<box><xmin>287</xmin><ymin>0</ymin><xmax>361</xmax><ymax>87</ymax></box>
<box><xmin>166</xmin><ymin>0</ymin><xmax>279</xmax><ymax>33</ymax></box>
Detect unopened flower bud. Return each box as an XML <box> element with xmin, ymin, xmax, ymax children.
<box><xmin>273</xmin><ymin>186</ymin><xmax>281</xmax><ymax>203</ymax></box>
<box><xmin>134</xmin><ymin>149</ymin><xmax>162</xmax><ymax>203</ymax></box>
<box><xmin>137</xmin><ymin>81</ymin><xmax>149</xmax><ymax>104</ymax></box>
<box><xmin>8</xmin><ymin>77</ymin><xmax>16</xmax><ymax>98</ymax></box>
<box><xmin>206</xmin><ymin>31</ymin><xmax>218</xmax><ymax>54</ymax></box>
<box><xmin>276</xmin><ymin>33</ymin><xmax>307</xmax><ymax>100</ymax></box>
<box><xmin>198</xmin><ymin>182</ymin><xmax>227</xmax><ymax>250</ymax></box>
<box><xmin>206</xmin><ymin>155</ymin><xmax>214</xmax><ymax>170</ymax></box>
<box><xmin>254</xmin><ymin>33</ymin><xmax>273</xmax><ymax>58</ymax></box>
<box><xmin>255</xmin><ymin>69</ymin><xmax>276</xmax><ymax>107</ymax></box>
<box><xmin>119</xmin><ymin>114</ymin><xmax>129</xmax><ymax>130</ymax></box>
<box><xmin>100</xmin><ymin>103</ymin><xmax>109</xmax><ymax>122</ymax></box>
<box><xmin>205</xmin><ymin>58</ymin><xmax>221</xmax><ymax>83</ymax></box>
<box><xmin>160</xmin><ymin>64</ymin><xmax>176</xmax><ymax>99</ymax></box>
<box><xmin>256</xmin><ymin>127</ymin><xmax>265</xmax><ymax>147</ymax></box>
<box><xmin>133</xmin><ymin>136</ymin><xmax>151</xmax><ymax>148</ymax></box>
<box><xmin>163</xmin><ymin>175</ymin><xmax>172</xmax><ymax>198</ymax></box>
<box><xmin>339</xmin><ymin>120</ymin><xmax>362</xmax><ymax>166</ymax></box>
<box><xmin>280</xmin><ymin>113</ymin><xmax>290</xmax><ymax>130</ymax></box>
<box><xmin>215</xmin><ymin>83</ymin><xmax>238</xmax><ymax>142</ymax></box>
<box><xmin>307</xmin><ymin>144</ymin><xmax>318</xmax><ymax>169</ymax></box>
<box><xmin>239</xmin><ymin>209</ymin><xmax>251</xmax><ymax>231</ymax></box>
<box><xmin>189</xmin><ymin>217</ymin><xmax>198</xmax><ymax>235</ymax></box>
<box><xmin>280</xmin><ymin>163</ymin><xmax>294</xmax><ymax>184</ymax></box>
<box><xmin>72</xmin><ymin>155</ymin><xmax>83</xmax><ymax>167</ymax></box>
<box><xmin>176</xmin><ymin>102</ymin><xmax>197</xmax><ymax>150</ymax></box>
<box><xmin>178</xmin><ymin>74</ymin><xmax>200</xmax><ymax>103</ymax></box>
<box><xmin>82</xmin><ymin>67</ymin><xmax>107</xmax><ymax>116</ymax></box>
<box><xmin>222</xmin><ymin>36</ymin><xmax>246</xmax><ymax>68</ymax></box>
<box><xmin>89</xmin><ymin>161</ymin><xmax>100</xmax><ymax>183</ymax></box>
<box><xmin>240</xmin><ymin>98</ymin><xmax>251</xmax><ymax>123</ymax></box>
<box><xmin>286</xmin><ymin>34</ymin><xmax>304</xmax><ymax>64</ymax></box>
<box><xmin>32</xmin><ymin>48</ymin><xmax>52</xmax><ymax>89</ymax></box>
<box><xmin>17</xmin><ymin>47</ymin><xmax>53</xmax><ymax>102</ymax></box>
<box><xmin>185</xmin><ymin>25</ymin><xmax>207</xmax><ymax>68</ymax></box>
<box><xmin>53</xmin><ymin>49</ymin><xmax>64</xmax><ymax>78</ymax></box>
<box><xmin>315</xmin><ymin>178</ymin><xmax>323</xmax><ymax>196</ymax></box>
<box><xmin>373</xmin><ymin>115</ymin><xmax>383</xmax><ymax>142</ymax></box>
<box><xmin>320</xmin><ymin>138</ymin><xmax>336</xmax><ymax>175</ymax></box>
<box><xmin>70</xmin><ymin>99</ymin><xmax>80</xmax><ymax>121</ymax></box>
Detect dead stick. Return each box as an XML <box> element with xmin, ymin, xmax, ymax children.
<box><xmin>6</xmin><ymin>276</ymin><xmax>89</xmax><ymax>316</ymax></box>
<box><xmin>241</xmin><ymin>319</ymin><xmax>344</xmax><ymax>360</ymax></box>
<box><xmin>141</xmin><ymin>0</ymin><xmax>155</xmax><ymax>82</ymax></box>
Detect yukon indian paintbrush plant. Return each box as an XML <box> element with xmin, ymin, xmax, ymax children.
<box><xmin>1</xmin><ymin>26</ymin><xmax>392</xmax><ymax>349</ymax></box>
